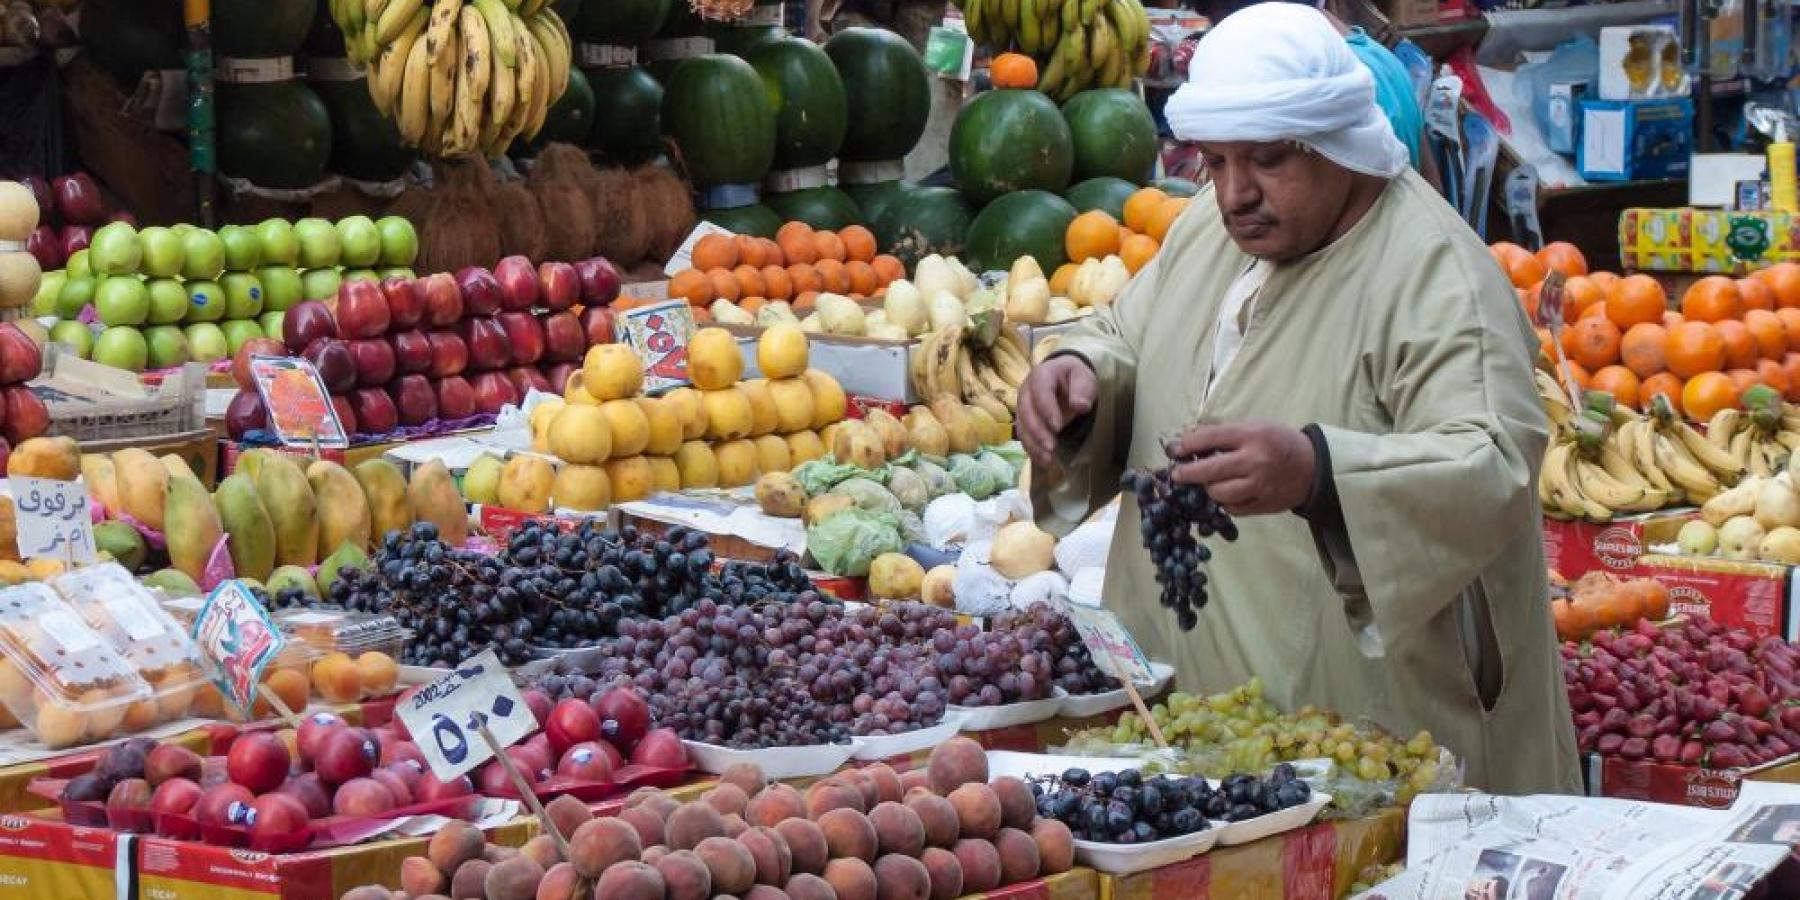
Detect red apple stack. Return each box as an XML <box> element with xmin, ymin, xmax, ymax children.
<box><xmin>0</xmin><ymin>324</ymin><xmax>47</xmax><ymax>452</ymax></box>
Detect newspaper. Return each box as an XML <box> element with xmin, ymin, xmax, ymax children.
<box><xmin>1356</xmin><ymin>781</ymin><xmax>1800</xmax><ymax>900</ymax></box>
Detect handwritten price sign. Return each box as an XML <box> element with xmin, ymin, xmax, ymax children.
<box><xmin>395</xmin><ymin>649</ymin><xmax>534</xmax><ymax>781</ymax></box>
<box><xmin>616</xmin><ymin>300</ymin><xmax>697</xmax><ymax>395</ymax></box>
<box><xmin>192</xmin><ymin>580</ymin><xmax>288</xmax><ymax>714</ymax></box>
<box><xmin>9</xmin><ymin>476</ymin><xmax>95</xmax><ymax>563</ymax></box>
<box><xmin>1062</xmin><ymin>602</ymin><xmax>1156</xmax><ymax>684</ymax></box>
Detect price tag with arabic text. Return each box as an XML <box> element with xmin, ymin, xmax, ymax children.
<box><xmin>9</xmin><ymin>477</ymin><xmax>94</xmax><ymax>563</ymax></box>
<box><xmin>615</xmin><ymin>300</ymin><xmax>697</xmax><ymax>395</ymax></box>
<box><xmin>191</xmin><ymin>580</ymin><xmax>287</xmax><ymax>714</ymax></box>
<box><xmin>1062</xmin><ymin>602</ymin><xmax>1155</xmax><ymax>684</ymax></box>
<box><xmin>396</xmin><ymin>649</ymin><xmax>534</xmax><ymax>781</ymax></box>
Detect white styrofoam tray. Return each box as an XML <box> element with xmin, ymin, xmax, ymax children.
<box><xmin>1214</xmin><ymin>791</ymin><xmax>1331</xmax><ymax>846</ymax></box>
<box><xmin>850</xmin><ymin>713</ymin><xmax>966</xmax><ymax>761</ymax></box>
<box><xmin>682</xmin><ymin>738</ymin><xmax>857</xmax><ymax>780</ymax></box>
<box><xmin>948</xmin><ymin>695</ymin><xmax>1064</xmax><ymax>732</ymax></box>
<box><xmin>1055</xmin><ymin>662</ymin><xmax>1178</xmax><ymax>719</ymax></box>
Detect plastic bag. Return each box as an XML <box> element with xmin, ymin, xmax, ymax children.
<box><xmin>952</xmin><ymin>539</ymin><xmax>1013</xmax><ymax>616</ymax></box>
<box><xmin>949</xmin><ymin>454</ymin><xmax>1005</xmax><ymax>499</ymax></box>
<box><xmin>806</xmin><ymin>508</ymin><xmax>904</xmax><ymax>576</ymax></box>
<box><xmin>975</xmin><ymin>451</ymin><xmax>1018</xmax><ymax>487</ymax></box>
<box><xmin>912</xmin><ymin>459</ymin><xmax>957</xmax><ymax>498</ymax></box>
<box><xmin>987</xmin><ymin>441</ymin><xmax>1028</xmax><ymax>478</ymax></box>
<box><xmin>792</xmin><ymin>457</ymin><xmax>872</xmax><ymax>496</ymax></box>
<box><xmin>923</xmin><ymin>493</ymin><xmax>978</xmax><ymax>549</ymax></box>
<box><xmin>1010</xmin><ymin>571</ymin><xmax>1069</xmax><ymax>610</ymax></box>
<box><xmin>885</xmin><ymin>466</ymin><xmax>930</xmax><ymax>512</ymax></box>
<box><xmin>829</xmin><ymin>477</ymin><xmax>902</xmax><ymax>515</ymax></box>
<box><xmin>1055</xmin><ymin>518</ymin><xmax>1115</xmax><ymax>575</ymax></box>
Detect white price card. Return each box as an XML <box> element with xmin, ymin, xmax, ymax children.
<box><xmin>9</xmin><ymin>476</ymin><xmax>95</xmax><ymax>563</ymax></box>
<box><xmin>662</xmin><ymin>221</ymin><xmax>736</xmax><ymax>277</ymax></box>
<box><xmin>192</xmin><ymin>579</ymin><xmax>288</xmax><ymax>714</ymax></box>
<box><xmin>615</xmin><ymin>299</ymin><xmax>698</xmax><ymax>395</ymax></box>
<box><xmin>396</xmin><ymin>649</ymin><xmax>534</xmax><ymax>781</ymax></box>
<box><xmin>1062</xmin><ymin>602</ymin><xmax>1156</xmax><ymax>684</ymax></box>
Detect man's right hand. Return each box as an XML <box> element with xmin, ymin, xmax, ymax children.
<box><xmin>1018</xmin><ymin>354</ymin><xmax>1098</xmax><ymax>469</ymax></box>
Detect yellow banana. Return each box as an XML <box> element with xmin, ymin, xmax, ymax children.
<box><xmin>1709</xmin><ymin>408</ymin><xmax>1745</xmax><ymax>450</ymax></box>
<box><xmin>1599</xmin><ymin>442</ymin><xmax>1652</xmax><ymax>491</ymax></box>
<box><xmin>1624</xmin><ymin>420</ymin><xmax>1679</xmax><ymax>497</ymax></box>
<box><xmin>472</xmin><ymin>0</ymin><xmax>518</xmax><ymax>67</ymax></box>
<box><xmin>425</xmin><ymin>0</ymin><xmax>461</xmax><ymax>69</ymax></box>
<box><xmin>1654</xmin><ymin>433</ymin><xmax>1722</xmax><ymax>503</ymax></box>
<box><xmin>370</xmin><ymin>7</ymin><xmax>427</xmax><ymax>116</ymax></box>
<box><xmin>397</xmin><ymin>31</ymin><xmax>432</xmax><ymax>146</ymax></box>
<box><xmin>430</xmin><ymin>28</ymin><xmax>458</xmax><ymax>132</ymax></box>
<box><xmin>526</xmin><ymin>14</ymin><xmax>568</xmax><ymax>103</ymax></box>
<box><xmin>344</xmin><ymin>0</ymin><xmax>368</xmax><ymax>33</ymax></box>
<box><xmin>1572</xmin><ymin>458</ymin><xmax>1648</xmax><ymax>512</ymax></box>
<box><xmin>480</xmin><ymin>27</ymin><xmax>518</xmax><ymax>151</ymax></box>
<box><xmin>456</xmin><ymin>5</ymin><xmax>492</xmax><ymax>150</ymax></box>
<box><xmin>1674</xmin><ymin>422</ymin><xmax>1748</xmax><ymax>481</ymax></box>
<box><xmin>375</xmin><ymin>0</ymin><xmax>426</xmax><ymax>45</ymax></box>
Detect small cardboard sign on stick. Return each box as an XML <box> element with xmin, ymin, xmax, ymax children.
<box><xmin>191</xmin><ymin>580</ymin><xmax>296</xmax><ymax>725</ymax></box>
<box><xmin>9</xmin><ymin>476</ymin><xmax>95</xmax><ymax>564</ymax></box>
<box><xmin>615</xmin><ymin>300</ymin><xmax>697</xmax><ymax>395</ymax></box>
<box><xmin>1062</xmin><ymin>602</ymin><xmax>1168</xmax><ymax>748</ymax></box>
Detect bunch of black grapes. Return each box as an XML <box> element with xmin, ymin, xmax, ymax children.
<box><xmin>1121</xmin><ymin>464</ymin><xmax>1236</xmax><ymax>631</ymax></box>
<box><xmin>1032</xmin><ymin>763</ymin><xmax>1312</xmax><ymax>844</ymax></box>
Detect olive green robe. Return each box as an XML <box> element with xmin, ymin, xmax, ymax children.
<box><xmin>1034</xmin><ymin>170</ymin><xmax>1583</xmax><ymax>796</ymax></box>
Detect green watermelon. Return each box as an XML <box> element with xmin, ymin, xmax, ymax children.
<box><xmin>1154</xmin><ymin>177</ymin><xmax>1200</xmax><ymax>197</ymax></box>
<box><xmin>646</xmin><ymin>1</ymin><xmax>707</xmax><ymax>84</ymax></box>
<box><xmin>663</xmin><ymin>54</ymin><xmax>776</xmax><ymax>187</ymax></box>
<box><xmin>844</xmin><ymin>180</ymin><xmax>911</xmax><ymax>226</ymax></box>
<box><xmin>574</xmin><ymin>0</ymin><xmax>671</xmax><ymax>44</ymax></box>
<box><xmin>824</xmin><ymin>28</ymin><xmax>931</xmax><ymax>163</ymax></box>
<box><xmin>81</xmin><ymin>0</ymin><xmax>182</xmax><ymax>83</ymax></box>
<box><xmin>585</xmin><ymin>66</ymin><xmax>664</xmax><ymax>165</ymax></box>
<box><xmin>964</xmin><ymin>190</ymin><xmax>1077</xmax><ymax>273</ymax></box>
<box><xmin>213</xmin><ymin>0</ymin><xmax>316</xmax><ymax>58</ymax></box>
<box><xmin>711</xmin><ymin>23</ymin><xmax>783</xmax><ymax>56</ymax></box>
<box><xmin>1064</xmin><ymin>177</ymin><xmax>1138</xmax><ymax>220</ymax></box>
<box><xmin>873</xmin><ymin>187</ymin><xmax>975</xmax><ymax>269</ymax></box>
<box><xmin>764</xmin><ymin>187</ymin><xmax>864</xmax><ymax>231</ymax></box>
<box><xmin>1061</xmin><ymin>89</ymin><xmax>1159</xmax><ymax>184</ymax></box>
<box><xmin>527</xmin><ymin>67</ymin><xmax>597</xmax><ymax>150</ymax></box>
<box><xmin>218</xmin><ymin>82</ymin><xmax>333</xmax><ymax>190</ymax></box>
<box><xmin>701</xmin><ymin>204</ymin><xmax>784</xmax><ymax>238</ymax></box>
<box><xmin>950</xmin><ymin>90</ymin><xmax>1074</xmax><ymax>205</ymax></box>
<box><xmin>311</xmin><ymin>77</ymin><xmax>415</xmax><ymax>183</ymax></box>
<box><xmin>748</xmin><ymin>37</ymin><xmax>848</xmax><ymax>171</ymax></box>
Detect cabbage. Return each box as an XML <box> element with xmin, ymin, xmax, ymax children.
<box><xmin>793</xmin><ymin>457</ymin><xmax>873</xmax><ymax>496</ymax></box>
<box><xmin>975</xmin><ymin>451</ymin><xmax>1017</xmax><ymax>487</ymax></box>
<box><xmin>987</xmin><ymin>441</ymin><xmax>1027</xmax><ymax>477</ymax></box>
<box><xmin>886</xmin><ymin>466</ymin><xmax>930</xmax><ymax>511</ymax></box>
<box><xmin>912</xmin><ymin>459</ymin><xmax>957</xmax><ymax>498</ymax></box>
<box><xmin>949</xmin><ymin>454</ymin><xmax>1005</xmax><ymax>499</ymax></box>
<box><xmin>807</xmin><ymin>508</ymin><xmax>904</xmax><ymax>576</ymax></box>
<box><xmin>830</xmin><ymin>477</ymin><xmax>903</xmax><ymax>515</ymax></box>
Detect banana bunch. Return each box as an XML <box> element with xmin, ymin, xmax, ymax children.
<box><xmin>912</xmin><ymin>324</ymin><xmax>1032</xmax><ymax>422</ymax></box>
<box><xmin>960</xmin><ymin>0</ymin><xmax>1149</xmax><ymax>99</ymax></box>
<box><xmin>329</xmin><ymin>0</ymin><xmax>572</xmax><ymax>158</ymax></box>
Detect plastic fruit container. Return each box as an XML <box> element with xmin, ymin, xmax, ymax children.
<box><xmin>273</xmin><ymin>608</ymin><xmax>409</xmax><ymax>660</ymax></box>
<box><xmin>0</xmin><ymin>582</ymin><xmax>153</xmax><ymax>748</ymax></box>
<box><xmin>51</xmin><ymin>563</ymin><xmax>212</xmax><ymax>729</ymax></box>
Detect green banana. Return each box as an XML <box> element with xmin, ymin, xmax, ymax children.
<box><xmin>471</xmin><ymin>0</ymin><xmax>518</xmax><ymax>67</ymax></box>
<box><xmin>1019</xmin><ymin>0</ymin><xmax>1041</xmax><ymax>52</ymax></box>
<box><xmin>375</xmin><ymin>0</ymin><xmax>427</xmax><ymax>45</ymax></box>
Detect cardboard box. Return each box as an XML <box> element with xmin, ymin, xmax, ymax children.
<box><xmin>1095</xmin><ymin>808</ymin><xmax>1405</xmax><ymax>900</ymax></box>
<box><xmin>1542</xmin><ymin>511</ymin><xmax>1696</xmax><ymax>579</ymax></box>
<box><xmin>32</xmin><ymin>348</ymin><xmax>205</xmax><ymax>444</ymax></box>
<box><xmin>1584</xmin><ymin>750</ymin><xmax>1800</xmax><ymax>808</ymax></box>
<box><xmin>1637</xmin><ymin>516</ymin><xmax>1800</xmax><ymax>640</ymax></box>
<box><xmin>1598</xmin><ymin>25</ymin><xmax>1689</xmax><ymax>101</ymax></box>
<box><xmin>0</xmin><ymin>814</ymin><xmax>128</xmax><ymax>900</ymax></box>
<box><xmin>1579</xmin><ymin>98</ymin><xmax>1694</xmax><ymax>183</ymax></box>
<box><xmin>82</xmin><ymin>428</ymin><xmax>219</xmax><ymax>490</ymax></box>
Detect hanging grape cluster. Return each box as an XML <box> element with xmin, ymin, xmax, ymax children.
<box><xmin>1122</xmin><ymin>465</ymin><xmax>1236</xmax><ymax>631</ymax></box>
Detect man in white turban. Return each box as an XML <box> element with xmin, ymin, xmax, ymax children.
<box><xmin>1020</xmin><ymin>4</ymin><xmax>1581</xmax><ymax>795</ymax></box>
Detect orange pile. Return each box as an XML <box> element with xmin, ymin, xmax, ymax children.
<box><xmin>1495</xmin><ymin>240</ymin><xmax>1800</xmax><ymax>423</ymax></box>
<box><xmin>1054</xmin><ymin>187</ymin><xmax>1184</xmax><ymax>292</ymax></box>
<box><xmin>663</xmin><ymin>223</ymin><xmax>904</xmax><ymax>320</ymax></box>
<box><xmin>1551</xmin><ymin>571</ymin><xmax>1670</xmax><ymax>643</ymax></box>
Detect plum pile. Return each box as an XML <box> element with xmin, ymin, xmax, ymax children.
<box><xmin>1030</xmin><ymin>764</ymin><xmax>1311</xmax><ymax>844</ymax></box>
<box><xmin>1565</xmin><ymin>616</ymin><xmax>1800</xmax><ymax>768</ymax></box>
<box><xmin>1121</xmin><ymin>466</ymin><xmax>1236</xmax><ymax>632</ymax></box>
<box><xmin>321</xmin><ymin>521</ymin><xmax>815</xmax><ymax>668</ymax></box>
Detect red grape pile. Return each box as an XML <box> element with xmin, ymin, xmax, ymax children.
<box><xmin>1122</xmin><ymin>466</ymin><xmax>1236</xmax><ymax>631</ymax></box>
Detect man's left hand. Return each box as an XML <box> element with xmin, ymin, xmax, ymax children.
<box><xmin>1167</xmin><ymin>421</ymin><xmax>1316</xmax><ymax>516</ymax></box>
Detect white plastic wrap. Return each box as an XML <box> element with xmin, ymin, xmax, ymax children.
<box><xmin>1054</xmin><ymin>517</ymin><xmax>1116</xmax><ymax>575</ymax></box>
<box><xmin>1009</xmin><ymin>570</ymin><xmax>1070</xmax><ymax>610</ymax></box>
<box><xmin>952</xmin><ymin>539</ymin><xmax>1013</xmax><ymax>616</ymax></box>
<box><xmin>923</xmin><ymin>494</ymin><xmax>978</xmax><ymax>549</ymax></box>
<box><xmin>1067</xmin><ymin>567</ymin><xmax>1107</xmax><ymax>608</ymax></box>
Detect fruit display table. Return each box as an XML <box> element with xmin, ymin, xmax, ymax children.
<box><xmin>1094</xmin><ymin>808</ymin><xmax>1405</xmax><ymax>900</ymax></box>
<box><xmin>0</xmin><ymin>726</ymin><xmax>213</xmax><ymax>815</ymax></box>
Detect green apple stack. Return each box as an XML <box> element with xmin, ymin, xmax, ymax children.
<box><xmin>33</xmin><ymin>215</ymin><xmax>419</xmax><ymax>374</ymax></box>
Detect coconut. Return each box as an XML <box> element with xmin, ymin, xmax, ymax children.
<box><xmin>527</xmin><ymin>143</ymin><xmax>600</xmax><ymax>262</ymax></box>
<box><xmin>635</xmin><ymin>163</ymin><xmax>697</xmax><ymax>262</ymax></box>
<box><xmin>495</xmin><ymin>174</ymin><xmax>549</xmax><ymax>262</ymax></box>
<box><xmin>593</xmin><ymin>166</ymin><xmax>652</xmax><ymax>267</ymax></box>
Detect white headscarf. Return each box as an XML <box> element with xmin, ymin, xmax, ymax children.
<box><xmin>1164</xmin><ymin>4</ymin><xmax>1408</xmax><ymax>179</ymax></box>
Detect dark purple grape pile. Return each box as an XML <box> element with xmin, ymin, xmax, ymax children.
<box><xmin>319</xmin><ymin>521</ymin><xmax>816</xmax><ymax>668</ymax></box>
<box><xmin>1121</xmin><ymin>466</ymin><xmax>1236</xmax><ymax>631</ymax></box>
<box><xmin>1032</xmin><ymin>763</ymin><xmax>1311</xmax><ymax>844</ymax></box>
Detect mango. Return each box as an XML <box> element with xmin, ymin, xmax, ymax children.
<box><xmin>462</xmin><ymin>454</ymin><xmax>503</xmax><ymax>505</ymax></box>
<box><xmin>0</xmin><ymin>497</ymin><xmax>16</xmax><ymax>561</ymax></box>
<box><xmin>81</xmin><ymin>454</ymin><xmax>120</xmax><ymax>515</ymax></box>
<box><xmin>636</xmin><ymin>397</ymin><xmax>684</xmax><ymax>456</ymax></box>
<box><xmin>316</xmin><ymin>542</ymin><xmax>368</xmax><ymax>601</ymax></box>
<box><xmin>548</xmin><ymin>405</ymin><xmax>612</xmax><ymax>465</ymax></box>
<box><xmin>112</xmin><ymin>448</ymin><xmax>169</xmax><ymax>530</ymax></box>
<box><xmin>647</xmin><ymin>457</ymin><xmax>680</xmax><ymax>493</ymax></box>
<box><xmin>306</xmin><ymin>460</ymin><xmax>372</xmax><ymax>554</ymax></box>
<box><xmin>213</xmin><ymin>474</ymin><xmax>275</xmax><ymax>582</ymax></box>
<box><xmin>551</xmin><ymin>464</ymin><xmax>611</xmax><ymax>511</ymax></box>
<box><xmin>7</xmin><ymin>436</ymin><xmax>79</xmax><ymax>481</ymax></box>
<box><xmin>160</xmin><ymin>453</ymin><xmax>198</xmax><ymax>483</ymax></box>
<box><xmin>164</xmin><ymin>475</ymin><xmax>223</xmax><ymax>584</ymax></box>
<box><xmin>407</xmin><ymin>460</ymin><xmax>469</xmax><ymax>547</ymax></box>
<box><xmin>673</xmin><ymin>441</ymin><xmax>718</xmax><ymax>489</ymax></box>
<box><xmin>233</xmin><ymin>448</ymin><xmax>272</xmax><ymax>483</ymax></box>
<box><xmin>253</xmin><ymin>453</ymin><xmax>319</xmax><ymax>566</ymax></box>
<box><xmin>142</xmin><ymin>568</ymin><xmax>201</xmax><ymax>597</ymax></box>
<box><xmin>353</xmin><ymin>459</ymin><xmax>413</xmax><ymax>544</ymax></box>
<box><xmin>93</xmin><ymin>521</ymin><xmax>147</xmax><ymax>571</ymax></box>
<box><xmin>498</xmin><ymin>456</ymin><xmax>554</xmax><ymax>513</ymax></box>
<box><xmin>266</xmin><ymin>565</ymin><xmax>319</xmax><ymax>602</ymax></box>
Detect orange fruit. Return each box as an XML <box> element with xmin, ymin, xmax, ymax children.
<box><xmin>1562</xmin><ymin>317</ymin><xmax>1622</xmax><ymax>370</ymax></box>
<box><xmin>839</xmin><ymin>225</ymin><xmax>876</xmax><ymax>263</ymax></box>
<box><xmin>778</xmin><ymin>230</ymin><xmax>818</xmax><ymax>266</ymax></box>
<box><xmin>870</xmin><ymin>255</ymin><xmax>904</xmax><ymax>285</ymax></box>
<box><xmin>1641</xmin><ymin>372</ymin><xmax>1684</xmax><ymax>414</ymax></box>
<box><xmin>1563</xmin><ymin>276</ymin><xmax>1604</xmax><ymax>318</ymax></box>
<box><xmin>1118</xmin><ymin>224</ymin><xmax>1133</xmax><ymax>247</ymax></box>
<box><xmin>1123</xmin><ymin>187</ymin><xmax>1169</xmax><ymax>232</ymax></box>
<box><xmin>759</xmin><ymin>237</ymin><xmax>785</xmax><ymax>267</ymax></box>
<box><xmin>707</xmin><ymin>268</ymin><xmax>741</xmax><ymax>303</ymax></box>
<box><xmin>738</xmin><ymin>296</ymin><xmax>765</xmax><ymax>315</ymax></box>
<box><xmin>1517</xmin><ymin>286</ymin><xmax>1540</xmax><ymax>321</ymax></box>
<box><xmin>1728</xmin><ymin>368</ymin><xmax>1761</xmax><ymax>398</ymax></box>
<box><xmin>791</xmin><ymin>291</ymin><xmax>818</xmax><ymax>315</ymax></box>
<box><xmin>692</xmin><ymin>234</ymin><xmax>738</xmax><ymax>272</ymax></box>
<box><xmin>1757</xmin><ymin>358</ymin><xmax>1792</xmax><ymax>399</ymax></box>
<box><xmin>990</xmin><ymin>51</ymin><xmax>1039</xmax><ymax>89</ymax></box>
<box><xmin>1666</xmin><ymin>321</ymin><xmax>1726</xmax><ymax>378</ymax></box>
<box><xmin>356</xmin><ymin>652</ymin><xmax>398</xmax><ymax>697</ymax></box>
<box><xmin>1120</xmin><ymin>234</ymin><xmax>1159</xmax><ymax>274</ymax></box>
<box><xmin>812</xmin><ymin>231</ymin><xmax>847</xmax><ymax>262</ymax></box>
<box><xmin>1778</xmin><ymin>308</ymin><xmax>1800</xmax><ymax>349</ymax></box>
<box><xmin>776</xmin><ymin>221</ymin><xmax>813</xmax><ymax>244</ymax></box>
<box><xmin>1580</xmin><ymin>301</ymin><xmax>1609</xmax><ymax>322</ymax></box>
<box><xmin>1590</xmin><ymin>271</ymin><xmax>1623</xmax><ymax>303</ymax></box>
<box><xmin>1535</xmin><ymin>326</ymin><xmax>1555</xmax><ymax>362</ymax></box>
<box><xmin>735</xmin><ymin>235</ymin><xmax>767</xmax><ymax>268</ymax></box>
<box><xmin>788</xmin><ymin>264</ymin><xmax>821</xmax><ymax>295</ymax></box>
<box><xmin>731</xmin><ymin>264</ymin><xmax>765</xmax><ymax>299</ymax></box>
<box><xmin>1783</xmin><ymin>353</ymin><xmax>1800</xmax><ymax>401</ymax></box>
<box><xmin>845</xmin><ymin>261</ymin><xmax>879</xmax><ymax>296</ymax></box>
<box><xmin>1067</xmin><ymin>210</ymin><xmax>1122</xmax><ymax>263</ymax></box>
<box><xmin>255</xmin><ymin>668</ymin><xmax>308</xmax><ymax>717</ymax></box>
<box><xmin>1739</xmin><ymin>277</ymin><xmax>1776</xmax><ymax>312</ymax></box>
<box><xmin>1537</xmin><ymin>242</ymin><xmax>1588</xmax><ymax>278</ymax></box>
<box><xmin>1501</xmin><ymin>246</ymin><xmax>1547</xmax><ymax>289</ymax></box>
<box><xmin>1761</xmin><ymin>262</ymin><xmax>1800</xmax><ymax>308</ymax></box>
<box><xmin>760</xmin><ymin>265</ymin><xmax>793</xmax><ymax>300</ymax></box>
<box><xmin>1745</xmin><ymin>308</ymin><xmax>1788</xmax><ymax>358</ymax></box>
<box><xmin>1620</xmin><ymin>323</ymin><xmax>1668</xmax><ymax>378</ymax></box>
<box><xmin>1605</xmin><ymin>277</ymin><xmax>1664</xmax><ymax>329</ymax></box>
<box><xmin>312</xmin><ymin>652</ymin><xmax>363</xmax><ymax>703</ymax></box>
<box><xmin>1145</xmin><ymin>198</ymin><xmax>1188</xmax><ymax>242</ymax></box>
<box><xmin>1681</xmin><ymin>275</ymin><xmax>1743</xmax><ymax>322</ymax></box>
<box><xmin>814</xmin><ymin>258</ymin><xmax>849</xmax><ymax>293</ymax></box>
<box><xmin>1717</xmin><ymin>319</ymin><xmax>1758</xmax><ymax>369</ymax></box>
<box><xmin>669</xmin><ymin>269</ymin><xmax>712</xmax><ymax>307</ymax></box>
<box><xmin>1589</xmin><ymin>365</ymin><xmax>1641</xmax><ymax>407</ymax></box>
<box><xmin>1050</xmin><ymin>263</ymin><xmax>1079</xmax><ymax>296</ymax></box>
<box><xmin>1683</xmin><ymin>371</ymin><xmax>1738</xmax><ymax>421</ymax></box>
<box><xmin>1559</xmin><ymin>360</ymin><xmax>1593</xmax><ymax>390</ymax></box>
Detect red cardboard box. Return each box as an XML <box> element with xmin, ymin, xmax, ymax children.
<box><xmin>1542</xmin><ymin>511</ymin><xmax>1698</xmax><ymax>579</ymax></box>
<box><xmin>1585</xmin><ymin>751</ymin><xmax>1800</xmax><ymax>808</ymax></box>
<box><xmin>1634</xmin><ymin>516</ymin><xmax>1800</xmax><ymax>640</ymax></box>
<box><xmin>0</xmin><ymin>814</ymin><xmax>125</xmax><ymax>899</ymax></box>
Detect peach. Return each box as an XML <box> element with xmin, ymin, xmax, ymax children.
<box><xmin>311</xmin><ymin>652</ymin><xmax>363</xmax><ymax>703</ymax></box>
<box><xmin>903</xmin><ymin>790</ymin><xmax>959</xmax><ymax>848</ymax></box>
<box><xmin>705</xmin><ymin>782</ymin><xmax>750</xmax><ymax>817</ymax></box>
<box><xmin>641</xmin><ymin>845</ymin><xmax>670</xmax><ymax>866</ymax></box>
<box><xmin>868</xmin><ymin>801</ymin><xmax>925</xmax><ymax>858</ymax></box>
<box><xmin>746</xmin><ymin>783</ymin><xmax>805</xmax><ymax>827</ymax></box>
<box><xmin>1030</xmin><ymin>818</ymin><xmax>1074</xmax><ymax>875</ymax></box>
<box><xmin>520</xmin><ymin>834</ymin><xmax>561</xmax><ymax>869</ymax></box>
<box><xmin>822</xmin><ymin>857</ymin><xmax>877</xmax><ymax>900</ymax></box>
<box><xmin>919</xmin><ymin>847</ymin><xmax>962</xmax><ymax>900</ymax></box>
<box><xmin>448</xmin><ymin>858</ymin><xmax>491</xmax><ymax>900</ymax></box>
<box><xmin>655</xmin><ymin>848</ymin><xmax>713</xmax><ymax>900</ymax></box>
<box><xmin>773</xmin><ymin>816</ymin><xmax>829</xmax><ymax>875</ymax></box>
<box><xmin>427</xmin><ymin>820</ymin><xmax>486</xmax><ymax>873</ymax></box>
<box><xmin>695</xmin><ymin>835</ymin><xmax>756</xmax><ymax>895</ymax></box>
<box><xmin>744</xmin><ymin>886</ymin><xmax>791</xmax><ymax>900</ymax></box>
<box><xmin>594</xmin><ymin>860</ymin><xmax>666</xmax><ymax>900</ymax></box>
<box><xmin>340</xmin><ymin>888</ymin><xmax>392</xmax><ymax>900</ymax></box>
<box><xmin>483</xmin><ymin>855</ymin><xmax>545</xmax><ymax>900</ymax></box>
<box><xmin>569</xmin><ymin>816</ymin><xmax>643</xmax><ymax>878</ymax></box>
<box><xmin>543</xmin><ymin>793</ymin><xmax>592</xmax><ymax>841</ymax></box>
<box><xmin>818</xmin><ymin>807</ymin><xmax>877</xmax><ymax>862</ymax></box>
<box><xmin>872</xmin><ymin>854</ymin><xmax>930</xmax><ymax>900</ymax></box>
<box><xmin>400</xmin><ymin>856</ymin><xmax>446</xmax><ymax>896</ymax></box>
<box><xmin>948</xmin><ymin>784</ymin><xmax>1001</xmax><ymax>839</ymax></box>
<box><xmin>667</xmin><ymin>801</ymin><xmax>728</xmax><ymax>849</ymax></box>
<box><xmin>993</xmin><ymin>827</ymin><xmax>1040</xmax><ymax>885</ymax></box>
<box><xmin>862</xmin><ymin>764</ymin><xmax>902</xmax><ymax>804</ymax></box>
<box><xmin>990</xmin><ymin>776</ymin><xmax>1036</xmax><ymax>831</ymax></box>
<box><xmin>720</xmin><ymin>762</ymin><xmax>767</xmax><ymax>796</ymax></box>
<box><xmin>925</xmin><ymin>738</ymin><xmax>986</xmax><ymax>795</ymax></box>
<box><xmin>620</xmin><ymin>805</ymin><xmax>667</xmax><ymax>848</ymax></box>
<box><xmin>805</xmin><ymin>780</ymin><xmax>864</xmax><ymax>818</ymax></box>
<box><xmin>842</xmin><ymin>770</ymin><xmax>879</xmax><ymax>810</ymax></box>
<box><xmin>741</xmin><ymin>825</ymin><xmax>793</xmax><ymax>886</ymax></box>
<box><xmin>355</xmin><ymin>651</ymin><xmax>398</xmax><ymax>696</ymax></box>
<box><xmin>535</xmin><ymin>861</ymin><xmax>582</xmax><ymax>900</ymax></box>
<box><xmin>723</xmin><ymin>812</ymin><xmax>749</xmax><ymax>838</ymax></box>
<box><xmin>952</xmin><ymin>839</ymin><xmax>1000</xmax><ymax>893</ymax></box>
<box><xmin>785</xmin><ymin>873</ymin><xmax>836</xmax><ymax>900</ymax></box>
<box><xmin>898</xmin><ymin>769</ymin><xmax>930</xmax><ymax>795</ymax></box>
